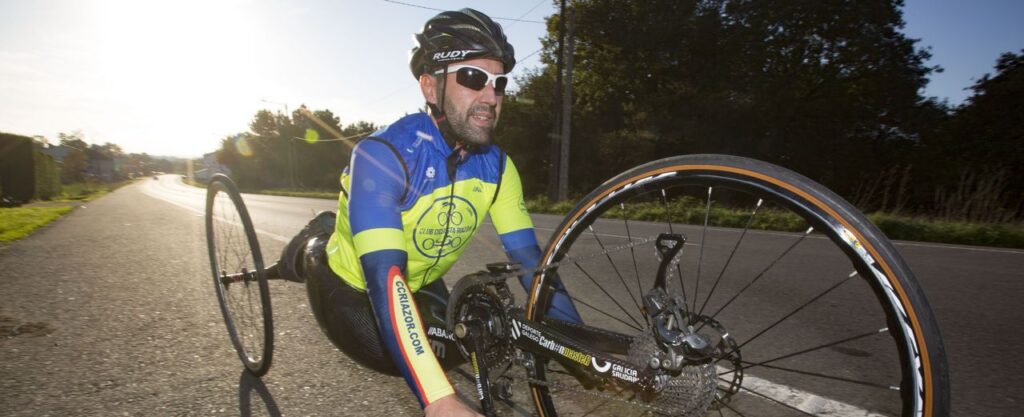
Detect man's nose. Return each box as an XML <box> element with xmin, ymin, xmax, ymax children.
<box><xmin>478</xmin><ymin>82</ymin><xmax>498</xmax><ymax>104</ymax></box>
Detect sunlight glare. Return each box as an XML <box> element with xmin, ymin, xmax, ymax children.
<box><xmin>89</xmin><ymin>0</ymin><xmax>271</xmax><ymax>156</ymax></box>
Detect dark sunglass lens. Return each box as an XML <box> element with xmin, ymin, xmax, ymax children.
<box><xmin>494</xmin><ymin>76</ymin><xmax>508</xmax><ymax>95</ymax></box>
<box><xmin>456</xmin><ymin>68</ymin><xmax>488</xmax><ymax>91</ymax></box>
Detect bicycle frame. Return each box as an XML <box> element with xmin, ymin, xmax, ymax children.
<box><xmin>456</xmin><ymin>234</ymin><xmax>695</xmax><ymax>417</ymax></box>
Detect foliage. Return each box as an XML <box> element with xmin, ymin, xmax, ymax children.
<box><xmin>56</xmin><ymin>181</ymin><xmax>127</xmax><ymax>202</ymax></box>
<box><xmin>498</xmin><ymin>0</ymin><xmax>1023</xmax><ymax>224</ymax></box>
<box><xmin>916</xmin><ymin>50</ymin><xmax>1024</xmax><ymax>222</ymax></box>
<box><xmin>525</xmin><ymin>197</ymin><xmax>1024</xmax><ymax>248</ymax></box>
<box><xmin>215</xmin><ymin>106</ymin><xmax>376</xmax><ymax>190</ymax></box>
<box><xmin>33</xmin><ymin>151</ymin><xmax>60</xmax><ymax>200</ymax></box>
<box><xmin>504</xmin><ymin>0</ymin><xmax>941</xmax><ymax>199</ymax></box>
<box><xmin>0</xmin><ymin>132</ymin><xmax>35</xmax><ymax>203</ymax></box>
<box><xmin>0</xmin><ymin>206</ymin><xmax>74</xmax><ymax>242</ymax></box>
<box><xmin>868</xmin><ymin>212</ymin><xmax>1024</xmax><ymax>248</ymax></box>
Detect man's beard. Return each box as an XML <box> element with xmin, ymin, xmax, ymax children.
<box><xmin>444</xmin><ymin>99</ymin><xmax>497</xmax><ymax>146</ymax></box>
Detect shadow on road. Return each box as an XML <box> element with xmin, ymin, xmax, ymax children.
<box><xmin>238</xmin><ymin>370</ymin><xmax>282</xmax><ymax>417</ymax></box>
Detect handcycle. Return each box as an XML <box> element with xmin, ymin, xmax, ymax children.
<box><xmin>204</xmin><ymin>154</ymin><xmax>949</xmax><ymax>417</ymax></box>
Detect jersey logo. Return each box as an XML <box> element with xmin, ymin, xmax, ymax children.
<box><xmin>426</xmin><ymin>166</ymin><xmax>436</xmax><ymax>179</ymax></box>
<box><xmin>413</xmin><ymin>195</ymin><xmax>478</xmax><ymax>258</ymax></box>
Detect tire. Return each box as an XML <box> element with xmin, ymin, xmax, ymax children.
<box><xmin>524</xmin><ymin>155</ymin><xmax>949</xmax><ymax>417</ymax></box>
<box><xmin>205</xmin><ymin>174</ymin><xmax>274</xmax><ymax>377</ymax></box>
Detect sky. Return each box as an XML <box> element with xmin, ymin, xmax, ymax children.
<box><xmin>1</xmin><ymin>0</ymin><xmax>1021</xmax><ymax>158</ymax></box>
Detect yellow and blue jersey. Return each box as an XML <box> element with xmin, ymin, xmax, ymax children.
<box><xmin>325</xmin><ymin>112</ymin><xmax>579</xmax><ymax>407</ymax></box>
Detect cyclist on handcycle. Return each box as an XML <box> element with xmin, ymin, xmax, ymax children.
<box><xmin>279</xmin><ymin>8</ymin><xmax>581</xmax><ymax>417</ymax></box>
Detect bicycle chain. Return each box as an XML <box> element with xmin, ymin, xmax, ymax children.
<box><xmin>470</xmin><ymin>234</ymin><xmax>689</xmax><ymax>415</ymax></box>
<box><xmin>486</xmin><ymin>234</ymin><xmax>661</xmax><ymax>284</ymax></box>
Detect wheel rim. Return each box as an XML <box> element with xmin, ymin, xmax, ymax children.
<box><xmin>207</xmin><ymin>181</ymin><xmax>269</xmax><ymax>372</ymax></box>
<box><xmin>525</xmin><ymin>159</ymin><xmax>937</xmax><ymax>417</ymax></box>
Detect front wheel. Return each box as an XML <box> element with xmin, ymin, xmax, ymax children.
<box><xmin>205</xmin><ymin>174</ymin><xmax>274</xmax><ymax>376</ymax></box>
<box><xmin>524</xmin><ymin>155</ymin><xmax>949</xmax><ymax>417</ymax></box>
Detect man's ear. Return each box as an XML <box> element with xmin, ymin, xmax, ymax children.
<box><xmin>419</xmin><ymin>74</ymin><xmax>437</xmax><ymax>105</ymax></box>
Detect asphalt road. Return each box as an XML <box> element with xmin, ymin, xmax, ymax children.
<box><xmin>1</xmin><ymin>176</ymin><xmax>1021</xmax><ymax>416</ymax></box>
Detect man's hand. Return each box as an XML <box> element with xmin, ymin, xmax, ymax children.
<box><xmin>424</xmin><ymin>394</ymin><xmax>484</xmax><ymax>417</ymax></box>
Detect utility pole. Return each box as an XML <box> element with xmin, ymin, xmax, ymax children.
<box><xmin>557</xmin><ymin>4</ymin><xmax>575</xmax><ymax>201</ymax></box>
<box><xmin>548</xmin><ymin>0</ymin><xmax>568</xmax><ymax>201</ymax></box>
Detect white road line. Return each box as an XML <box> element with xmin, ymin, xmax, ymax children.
<box><xmin>720</xmin><ymin>367</ymin><xmax>892</xmax><ymax>417</ymax></box>
<box><xmin>140</xmin><ymin>184</ymin><xmax>291</xmax><ymax>243</ymax></box>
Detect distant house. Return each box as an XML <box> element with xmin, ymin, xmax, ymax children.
<box><xmin>194</xmin><ymin>151</ymin><xmax>230</xmax><ymax>182</ymax></box>
<box><xmin>38</xmin><ymin>144</ymin><xmax>72</xmax><ymax>162</ymax></box>
<box><xmin>85</xmin><ymin>149</ymin><xmax>117</xmax><ymax>181</ymax></box>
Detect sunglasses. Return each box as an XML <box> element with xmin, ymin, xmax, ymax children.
<box><xmin>435</xmin><ymin>65</ymin><xmax>509</xmax><ymax>96</ymax></box>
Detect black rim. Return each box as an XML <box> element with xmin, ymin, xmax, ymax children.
<box><xmin>205</xmin><ymin>174</ymin><xmax>274</xmax><ymax>376</ymax></box>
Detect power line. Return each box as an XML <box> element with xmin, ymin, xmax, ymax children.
<box><xmin>382</xmin><ymin>0</ymin><xmax>545</xmax><ymax>24</ymax></box>
<box><xmin>505</xmin><ymin>0</ymin><xmax>548</xmax><ymax>28</ymax></box>
<box><xmin>520</xmin><ymin>47</ymin><xmax>544</xmax><ymax>63</ymax></box>
<box><xmin>288</xmin><ymin>128</ymin><xmax>374</xmax><ymax>143</ymax></box>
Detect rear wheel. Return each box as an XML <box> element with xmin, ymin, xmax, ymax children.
<box><xmin>205</xmin><ymin>174</ymin><xmax>274</xmax><ymax>377</ymax></box>
<box><xmin>524</xmin><ymin>155</ymin><xmax>949</xmax><ymax>417</ymax></box>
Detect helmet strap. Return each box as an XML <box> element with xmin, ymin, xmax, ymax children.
<box><xmin>428</xmin><ymin>65</ymin><xmax>477</xmax><ymax>152</ymax></box>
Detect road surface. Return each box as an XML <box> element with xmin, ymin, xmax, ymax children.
<box><xmin>1</xmin><ymin>175</ymin><xmax>1021</xmax><ymax>416</ymax></box>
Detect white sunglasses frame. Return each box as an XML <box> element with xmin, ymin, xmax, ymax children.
<box><xmin>433</xmin><ymin>64</ymin><xmax>509</xmax><ymax>93</ymax></box>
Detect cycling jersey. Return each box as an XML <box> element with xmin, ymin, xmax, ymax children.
<box><xmin>325</xmin><ymin>112</ymin><xmax>580</xmax><ymax>407</ymax></box>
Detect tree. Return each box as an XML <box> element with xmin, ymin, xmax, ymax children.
<box><xmin>219</xmin><ymin>108</ymin><xmax>376</xmax><ymax>190</ymax></box>
<box><xmin>503</xmin><ymin>0</ymin><xmax>941</xmax><ymax>199</ymax></box>
<box><xmin>918</xmin><ymin>50</ymin><xmax>1024</xmax><ymax>221</ymax></box>
<box><xmin>58</xmin><ymin>131</ymin><xmax>88</xmax><ymax>183</ymax></box>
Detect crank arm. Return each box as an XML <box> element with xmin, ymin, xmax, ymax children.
<box><xmin>456</xmin><ymin>320</ymin><xmax>498</xmax><ymax>417</ymax></box>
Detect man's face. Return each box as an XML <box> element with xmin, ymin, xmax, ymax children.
<box><xmin>424</xmin><ymin>58</ymin><xmax>505</xmax><ymax>146</ymax></box>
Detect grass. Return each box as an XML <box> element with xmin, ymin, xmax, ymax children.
<box><xmin>53</xmin><ymin>180</ymin><xmax>129</xmax><ymax>202</ymax></box>
<box><xmin>868</xmin><ymin>212</ymin><xmax>1024</xmax><ymax>249</ymax></box>
<box><xmin>527</xmin><ymin>197</ymin><xmax>1024</xmax><ymax>249</ymax></box>
<box><xmin>178</xmin><ymin>178</ymin><xmax>1024</xmax><ymax>249</ymax></box>
<box><xmin>0</xmin><ymin>181</ymin><xmax>128</xmax><ymax>243</ymax></box>
<box><xmin>0</xmin><ymin>206</ymin><xmax>75</xmax><ymax>242</ymax></box>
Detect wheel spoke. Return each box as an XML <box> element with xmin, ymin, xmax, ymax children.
<box><xmin>587</xmin><ymin>225</ymin><xmax>646</xmax><ymax>323</ymax></box>
<box><xmin>570</xmin><ymin>262</ymin><xmax>644</xmax><ymax>328</ymax></box>
<box><xmin>697</xmin><ymin>198</ymin><xmax>763</xmax><ymax>318</ymax></box>
<box><xmin>727</xmin><ymin>271</ymin><xmax>857</xmax><ymax>355</ymax></box>
<box><xmin>719</xmin><ymin>327</ymin><xmax>889</xmax><ymax>376</ymax></box>
<box><xmin>550</xmin><ymin>288</ymin><xmax>643</xmax><ymax>331</ymax></box>
<box><xmin>737</xmin><ymin>360</ymin><xmax>896</xmax><ymax>390</ymax></box>
<box><xmin>705</xmin><ymin>227</ymin><xmax>814</xmax><ymax>324</ymax></box>
<box><xmin>692</xmin><ymin>186</ymin><xmax>713</xmax><ymax>323</ymax></box>
<box><xmin>620</xmin><ymin>203</ymin><xmax>645</xmax><ymax>320</ymax></box>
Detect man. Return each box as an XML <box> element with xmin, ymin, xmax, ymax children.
<box><xmin>285</xmin><ymin>8</ymin><xmax>580</xmax><ymax>416</ymax></box>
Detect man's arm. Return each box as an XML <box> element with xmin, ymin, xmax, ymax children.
<box><xmin>489</xmin><ymin>156</ymin><xmax>582</xmax><ymax>323</ymax></box>
<box><xmin>348</xmin><ymin>139</ymin><xmax>455</xmax><ymax>408</ymax></box>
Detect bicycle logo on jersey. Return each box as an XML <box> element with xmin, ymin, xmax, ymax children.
<box><xmin>413</xmin><ymin>195</ymin><xmax>478</xmax><ymax>258</ymax></box>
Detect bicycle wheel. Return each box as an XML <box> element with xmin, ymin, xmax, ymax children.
<box><xmin>524</xmin><ymin>155</ymin><xmax>948</xmax><ymax>417</ymax></box>
<box><xmin>205</xmin><ymin>174</ymin><xmax>274</xmax><ymax>376</ymax></box>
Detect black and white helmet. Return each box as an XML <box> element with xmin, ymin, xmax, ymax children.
<box><xmin>409</xmin><ymin>8</ymin><xmax>516</xmax><ymax>79</ymax></box>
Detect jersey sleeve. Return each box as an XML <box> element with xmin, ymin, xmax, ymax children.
<box><xmin>348</xmin><ymin>139</ymin><xmax>454</xmax><ymax>407</ymax></box>
<box><xmin>491</xmin><ymin>156</ymin><xmax>582</xmax><ymax>323</ymax></box>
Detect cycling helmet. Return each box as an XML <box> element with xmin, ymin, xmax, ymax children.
<box><xmin>409</xmin><ymin>8</ymin><xmax>516</xmax><ymax>79</ymax></box>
